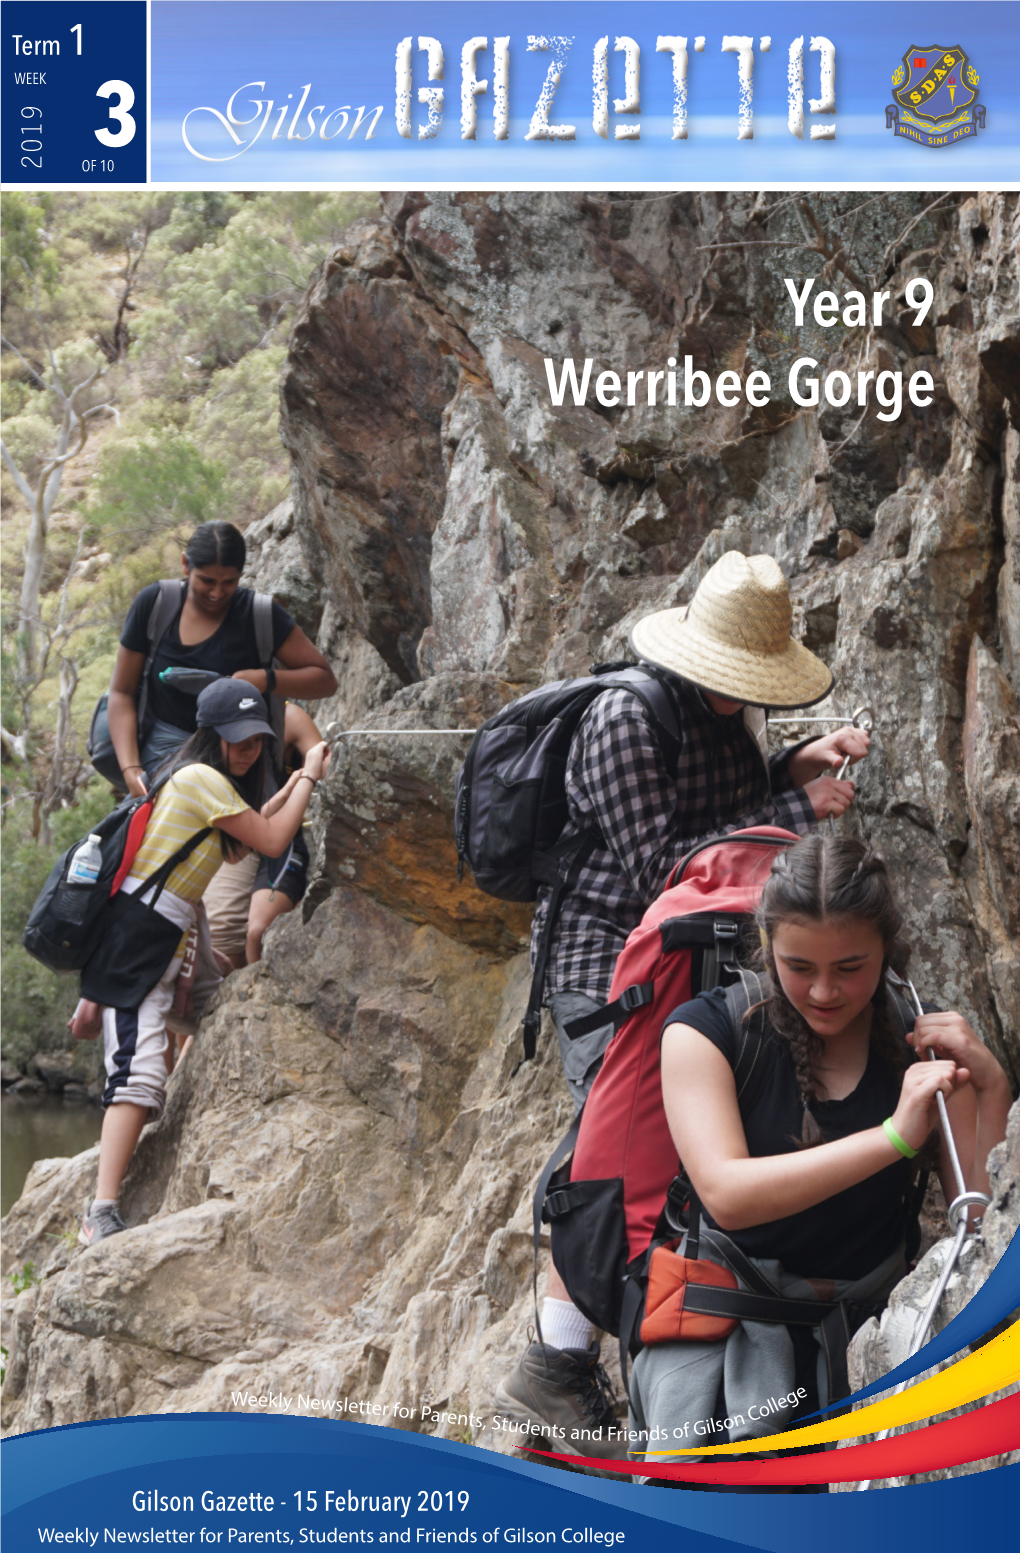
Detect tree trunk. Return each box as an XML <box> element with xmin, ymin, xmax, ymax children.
<box><xmin>17</xmin><ymin>486</ymin><xmax>50</xmax><ymax>680</ymax></box>
<box><xmin>15</xmin><ymin>392</ymin><xmax>91</xmax><ymax>678</ymax></box>
<box><xmin>39</xmin><ymin>656</ymin><xmax>80</xmax><ymax>844</ymax></box>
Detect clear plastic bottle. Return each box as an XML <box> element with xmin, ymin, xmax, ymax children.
<box><xmin>59</xmin><ymin>833</ymin><xmax>104</xmax><ymax>924</ymax></box>
<box><xmin>67</xmin><ymin>833</ymin><xmax>103</xmax><ymax>885</ymax></box>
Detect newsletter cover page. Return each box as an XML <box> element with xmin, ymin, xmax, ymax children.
<box><xmin>2</xmin><ymin>2</ymin><xmax>1018</xmax><ymax>1548</ymax></box>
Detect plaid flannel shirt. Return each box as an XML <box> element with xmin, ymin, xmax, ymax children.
<box><xmin>532</xmin><ymin>678</ymin><xmax>816</xmax><ymax>1003</ymax></box>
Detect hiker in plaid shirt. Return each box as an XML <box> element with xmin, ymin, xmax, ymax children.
<box><xmin>533</xmin><ymin>680</ymin><xmax>818</xmax><ymax>1050</ymax></box>
<box><xmin>496</xmin><ymin>552</ymin><xmax>872</xmax><ymax>1457</ymax></box>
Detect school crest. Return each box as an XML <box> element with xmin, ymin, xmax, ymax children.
<box><xmin>885</xmin><ymin>45</ymin><xmax>985</xmax><ymax>147</ymax></box>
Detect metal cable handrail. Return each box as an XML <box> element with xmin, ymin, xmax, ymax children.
<box><xmin>855</xmin><ymin>975</ymin><xmax>991</xmax><ymax>1489</ymax></box>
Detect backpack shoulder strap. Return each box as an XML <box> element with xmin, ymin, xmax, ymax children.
<box><xmin>148</xmin><ymin>579</ymin><xmax>187</xmax><ymax>647</ymax></box>
<box><xmin>252</xmin><ymin>592</ymin><xmax>275</xmax><ymax>667</ymax></box>
<box><xmin>252</xmin><ymin>591</ymin><xmax>287</xmax><ymax>772</ymax></box>
<box><xmin>136</xmin><ymin>581</ymin><xmax>187</xmax><ymax>737</ymax></box>
<box><xmin>135</xmin><ymin>826</ymin><xmax>214</xmax><ymax>907</ymax></box>
<box><xmin>723</xmin><ymin>969</ymin><xmax>772</xmax><ymax>1115</ymax></box>
<box><xmin>129</xmin><ymin>764</ymin><xmax>216</xmax><ymax>904</ymax></box>
<box><xmin>596</xmin><ymin>667</ymin><xmax>683</xmax><ymax>777</ymax></box>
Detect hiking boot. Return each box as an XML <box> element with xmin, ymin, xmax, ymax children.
<box><xmin>79</xmin><ymin>1201</ymin><xmax>127</xmax><ymax>1248</ymax></box>
<box><xmin>493</xmin><ymin>1341</ymin><xmax>627</xmax><ymax>1460</ymax></box>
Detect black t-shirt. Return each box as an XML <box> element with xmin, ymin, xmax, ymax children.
<box><xmin>664</xmin><ymin>987</ymin><xmax>920</xmax><ymax>1280</ymax></box>
<box><xmin>121</xmin><ymin>583</ymin><xmax>296</xmax><ymax>734</ymax></box>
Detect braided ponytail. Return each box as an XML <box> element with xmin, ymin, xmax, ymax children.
<box><xmin>756</xmin><ymin>834</ymin><xmax>911</xmax><ymax>1148</ymax></box>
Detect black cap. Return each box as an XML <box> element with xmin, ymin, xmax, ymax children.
<box><xmin>196</xmin><ymin>679</ymin><xmax>277</xmax><ymax>743</ymax></box>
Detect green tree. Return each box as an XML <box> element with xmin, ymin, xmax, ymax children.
<box><xmin>62</xmin><ymin>193</ymin><xmax>175</xmax><ymax>361</ymax></box>
<box><xmin>0</xmin><ymin>193</ymin><xmax>57</xmax><ymax>310</ymax></box>
<box><xmin>186</xmin><ymin>348</ymin><xmax>288</xmax><ymax>522</ymax></box>
<box><xmin>86</xmin><ymin>434</ymin><xmax>226</xmax><ymax>553</ymax></box>
<box><xmin>132</xmin><ymin>191</ymin><xmax>376</xmax><ymax>384</ymax></box>
<box><xmin>1</xmin><ymin>320</ymin><xmax>117</xmax><ymax>680</ymax></box>
<box><xmin>158</xmin><ymin>192</ymin><xmax>243</xmax><ymax>254</ymax></box>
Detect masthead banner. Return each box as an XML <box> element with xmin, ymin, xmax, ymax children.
<box><xmin>2</xmin><ymin>2</ymin><xmax>1019</xmax><ymax>184</ymax></box>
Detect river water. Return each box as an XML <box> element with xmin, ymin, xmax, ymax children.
<box><xmin>1</xmin><ymin>1093</ymin><xmax>103</xmax><ymax>1217</ymax></box>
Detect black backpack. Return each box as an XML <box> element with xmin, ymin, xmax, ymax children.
<box><xmin>455</xmin><ymin>663</ymin><xmax>683</xmax><ymax>1063</ymax></box>
<box><xmin>21</xmin><ymin>772</ymin><xmax>210</xmax><ymax>976</ymax></box>
<box><xmin>88</xmin><ymin>581</ymin><xmax>286</xmax><ymax>788</ymax></box>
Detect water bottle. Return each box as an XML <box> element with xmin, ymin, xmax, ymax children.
<box><xmin>59</xmin><ymin>834</ymin><xmax>104</xmax><ymax>924</ymax></box>
<box><xmin>67</xmin><ymin>833</ymin><xmax>103</xmax><ymax>885</ymax></box>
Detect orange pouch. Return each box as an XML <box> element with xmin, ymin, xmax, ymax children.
<box><xmin>640</xmin><ymin>1240</ymin><xmax>741</xmax><ymax>1344</ymax></box>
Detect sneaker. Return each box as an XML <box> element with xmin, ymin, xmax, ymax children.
<box><xmin>493</xmin><ymin>1341</ymin><xmax>627</xmax><ymax>1459</ymax></box>
<box><xmin>79</xmin><ymin>1201</ymin><xmax>127</xmax><ymax>1248</ymax></box>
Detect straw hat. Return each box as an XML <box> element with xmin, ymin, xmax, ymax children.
<box><xmin>629</xmin><ymin>552</ymin><xmax>832</xmax><ymax>709</ymax></box>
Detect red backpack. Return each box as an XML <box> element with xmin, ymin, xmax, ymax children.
<box><xmin>534</xmin><ymin>826</ymin><xmax>799</xmax><ymax>1342</ymax></box>
<box><xmin>533</xmin><ymin>825</ymin><xmax>924</xmax><ymax>1402</ymax></box>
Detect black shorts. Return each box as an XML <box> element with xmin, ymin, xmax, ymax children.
<box><xmin>253</xmin><ymin>828</ymin><xmax>309</xmax><ymax>904</ymax></box>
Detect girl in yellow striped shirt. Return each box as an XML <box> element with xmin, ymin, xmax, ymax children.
<box><xmin>78</xmin><ymin>678</ymin><xmax>330</xmax><ymax>1247</ymax></box>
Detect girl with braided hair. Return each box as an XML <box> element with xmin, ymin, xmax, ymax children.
<box><xmin>629</xmin><ymin>833</ymin><xmax>1012</xmax><ymax>1480</ymax></box>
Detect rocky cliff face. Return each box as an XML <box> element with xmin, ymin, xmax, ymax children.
<box><xmin>3</xmin><ymin>192</ymin><xmax>1018</xmax><ymax>1459</ymax></box>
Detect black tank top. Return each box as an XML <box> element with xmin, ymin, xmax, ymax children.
<box><xmin>664</xmin><ymin>987</ymin><xmax>919</xmax><ymax>1279</ymax></box>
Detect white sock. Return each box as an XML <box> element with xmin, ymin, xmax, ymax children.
<box><xmin>92</xmin><ymin>1198</ymin><xmax>117</xmax><ymax>1210</ymax></box>
<box><xmin>541</xmin><ymin>1297</ymin><xmax>593</xmax><ymax>1352</ymax></box>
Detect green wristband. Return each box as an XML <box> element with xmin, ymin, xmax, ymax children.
<box><xmin>883</xmin><ymin>1118</ymin><xmax>918</xmax><ymax>1160</ymax></box>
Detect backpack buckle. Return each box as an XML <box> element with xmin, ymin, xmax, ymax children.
<box><xmin>618</xmin><ymin>982</ymin><xmax>655</xmax><ymax>1015</ymax></box>
<box><xmin>713</xmin><ymin>918</ymin><xmax>740</xmax><ymax>969</ymax></box>
<box><xmin>663</xmin><ymin>1175</ymin><xmax>690</xmax><ymax>1234</ymax></box>
<box><xmin>544</xmin><ymin>1187</ymin><xmax>575</xmax><ymax>1221</ymax></box>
